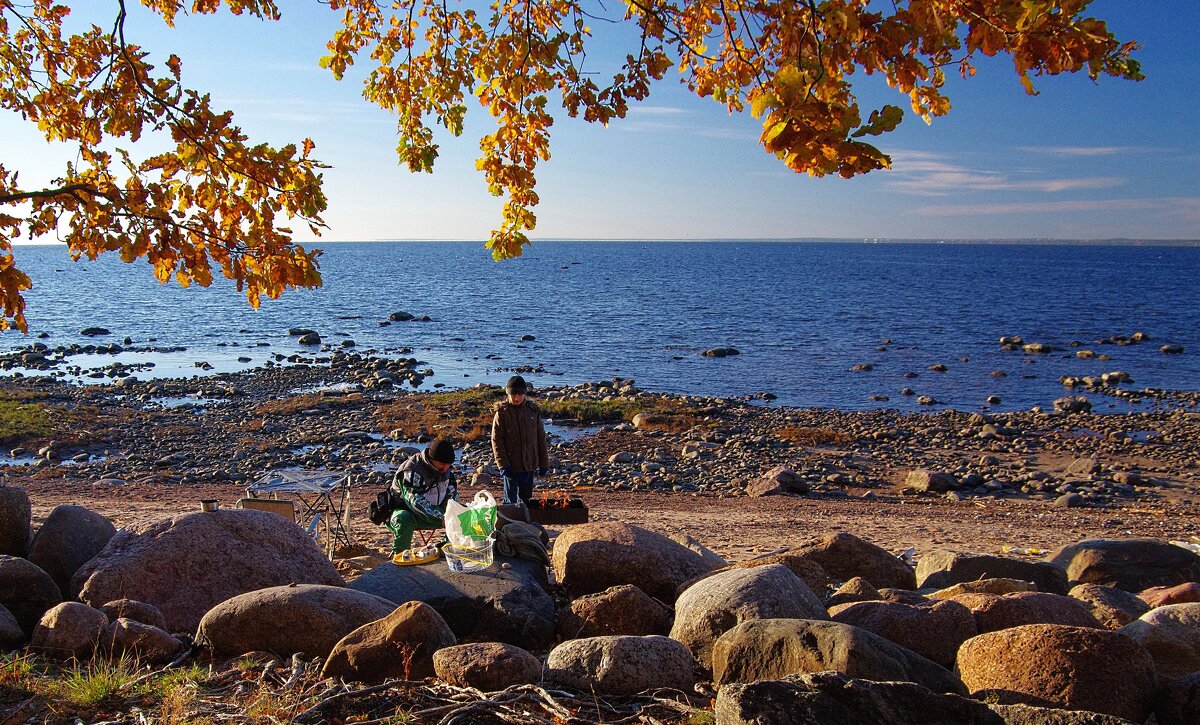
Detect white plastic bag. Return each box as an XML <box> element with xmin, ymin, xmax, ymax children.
<box><xmin>444</xmin><ymin>490</ymin><xmax>498</xmax><ymax>546</ymax></box>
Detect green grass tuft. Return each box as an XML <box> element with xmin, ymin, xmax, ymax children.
<box><xmin>0</xmin><ymin>396</ymin><xmax>56</xmax><ymax>447</ymax></box>
<box><xmin>49</xmin><ymin>653</ymin><xmax>142</xmax><ymax>707</ymax></box>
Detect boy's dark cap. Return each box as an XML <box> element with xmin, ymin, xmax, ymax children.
<box><xmin>505</xmin><ymin>375</ymin><xmax>528</xmax><ymax>394</ymax></box>
<box><xmin>427</xmin><ymin>438</ymin><xmax>455</xmax><ymax>464</ymax></box>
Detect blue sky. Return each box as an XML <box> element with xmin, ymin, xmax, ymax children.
<box><xmin>4</xmin><ymin>1</ymin><xmax>1198</xmax><ymax>243</ymax></box>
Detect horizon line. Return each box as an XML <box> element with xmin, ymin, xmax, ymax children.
<box><xmin>11</xmin><ymin>236</ymin><xmax>1200</xmax><ymax>247</ymax></box>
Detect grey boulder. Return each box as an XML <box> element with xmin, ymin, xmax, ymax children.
<box><xmin>670</xmin><ymin>563</ymin><xmax>827</xmax><ymax>670</ymax></box>
<box><xmin>349</xmin><ymin>555</ymin><xmax>555</xmax><ymax>650</ymax></box>
<box><xmin>547</xmin><ymin>635</ymin><xmax>694</xmax><ymax>696</ymax></box>
<box><xmin>1155</xmin><ymin>670</ymin><xmax>1200</xmax><ymax>725</ymax></box>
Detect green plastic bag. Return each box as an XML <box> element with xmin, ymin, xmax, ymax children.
<box><xmin>444</xmin><ymin>490</ymin><xmax>497</xmax><ymax>545</ymax></box>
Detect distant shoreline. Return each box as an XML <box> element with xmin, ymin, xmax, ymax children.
<box><xmin>11</xmin><ymin>237</ymin><xmax>1200</xmax><ymax>247</ymax></box>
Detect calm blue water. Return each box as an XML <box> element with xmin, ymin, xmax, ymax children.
<box><xmin>3</xmin><ymin>241</ymin><xmax>1198</xmax><ymax>412</ymax></box>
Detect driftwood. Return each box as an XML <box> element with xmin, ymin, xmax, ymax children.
<box><xmin>0</xmin><ymin>651</ymin><xmax>709</xmax><ymax>724</ymax></box>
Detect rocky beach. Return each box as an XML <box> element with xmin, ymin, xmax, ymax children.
<box><xmin>4</xmin><ymin>348</ymin><xmax>1200</xmax><ymax>723</ymax></box>
<box><xmin>3</xmin><ymin>346</ymin><xmax>1200</xmax><ymax>553</ymax></box>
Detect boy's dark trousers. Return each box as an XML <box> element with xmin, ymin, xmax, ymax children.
<box><xmin>503</xmin><ymin>471</ymin><xmax>535</xmax><ymax>504</ymax></box>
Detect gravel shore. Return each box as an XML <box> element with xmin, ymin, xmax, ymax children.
<box><xmin>4</xmin><ymin>352</ymin><xmax>1199</xmax><ymax>560</ymax></box>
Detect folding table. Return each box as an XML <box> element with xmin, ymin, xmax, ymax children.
<box><xmin>246</xmin><ymin>469</ymin><xmax>352</xmax><ymax>556</ymax></box>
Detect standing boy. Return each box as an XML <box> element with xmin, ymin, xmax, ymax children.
<box><xmin>491</xmin><ymin>375</ymin><xmax>549</xmax><ymax>504</ymax></box>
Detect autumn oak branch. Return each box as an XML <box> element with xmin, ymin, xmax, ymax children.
<box><xmin>1</xmin><ymin>0</ymin><xmax>1142</xmax><ymax>332</ymax></box>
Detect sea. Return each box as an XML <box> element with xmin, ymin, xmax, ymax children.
<box><xmin>3</xmin><ymin>241</ymin><xmax>1198</xmax><ymax>414</ymax></box>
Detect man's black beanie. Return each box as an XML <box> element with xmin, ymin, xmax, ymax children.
<box><xmin>427</xmin><ymin>438</ymin><xmax>455</xmax><ymax>464</ymax></box>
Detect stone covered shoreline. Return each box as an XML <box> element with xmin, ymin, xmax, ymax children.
<box><xmin>2</xmin><ymin>350</ymin><xmax>1199</xmax><ymax>512</ymax></box>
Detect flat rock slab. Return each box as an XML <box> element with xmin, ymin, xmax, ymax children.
<box><xmin>348</xmin><ymin>555</ymin><xmax>555</xmax><ymax>650</ymax></box>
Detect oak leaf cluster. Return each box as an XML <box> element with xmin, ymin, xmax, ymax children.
<box><xmin>1</xmin><ymin>0</ymin><xmax>1141</xmax><ymax>331</ymax></box>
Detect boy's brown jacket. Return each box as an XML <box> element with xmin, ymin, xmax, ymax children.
<box><xmin>491</xmin><ymin>399</ymin><xmax>549</xmax><ymax>473</ymax></box>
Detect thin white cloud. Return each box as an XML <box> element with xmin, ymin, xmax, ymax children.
<box><xmin>913</xmin><ymin>197</ymin><xmax>1199</xmax><ymax>217</ymax></box>
<box><xmin>884</xmin><ymin>149</ymin><xmax>1124</xmax><ymax>196</ymax></box>
<box><xmin>1017</xmin><ymin>145</ymin><xmax>1150</xmax><ymax>157</ymax></box>
<box><xmin>629</xmin><ymin>106</ymin><xmax>689</xmax><ymax>116</ymax></box>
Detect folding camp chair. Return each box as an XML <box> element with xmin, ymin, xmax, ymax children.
<box><xmin>237</xmin><ymin>497</ymin><xmax>297</xmax><ymax>521</ymax></box>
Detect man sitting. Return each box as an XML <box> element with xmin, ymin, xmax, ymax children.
<box><xmin>387</xmin><ymin>437</ymin><xmax>457</xmax><ymax>564</ymax></box>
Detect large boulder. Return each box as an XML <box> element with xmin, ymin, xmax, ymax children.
<box><xmin>670</xmin><ymin>564</ymin><xmax>827</xmax><ymax>670</ymax></box>
<box><xmin>831</xmin><ymin>600</ymin><xmax>977</xmax><ymax>669</ymax></box>
<box><xmin>966</xmin><ymin>592</ymin><xmax>1103</xmax><ymax>634</ymax></box>
<box><xmin>197</xmin><ymin>584</ymin><xmax>397</xmax><ymax>659</ymax></box>
<box><xmin>956</xmin><ymin>623</ymin><xmax>1156</xmax><ymax>722</ymax></box>
<box><xmin>552</xmin><ymin>522</ymin><xmax>718</xmax><ymax>602</ymax></box>
<box><xmin>348</xmin><ymin>555</ymin><xmax>555</xmax><ymax>650</ymax></box>
<box><xmin>99</xmin><ymin>599</ymin><xmax>169</xmax><ymax>631</ymax></box>
<box><xmin>1156</xmin><ymin>671</ymin><xmax>1200</xmax><ymax>725</ymax></box>
<box><xmin>74</xmin><ymin>510</ymin><xmax>344</xmax><ymax>632</ymax></box>
<box><xmin>558</xmin><ymin>584</ymin><xmax>672</xmax><ymax>640</ymax></box>
<box><xmin>433</xmin><ymin>642</ymin><xmax>542</xmax><ymax>691</ymax></box>
<box><xmin>1047</xmin><ymin>538</ymin><xmax>1200</xmax><ymax>592</ymax></box>
<box><xmin>0</xmin><ymin>555</ymin><xmax>62</xmax><ymax>636</ymax></box>
<box><xmin>917</xmin><ymin>550</ymin><xmax>1068</xmax><ymax>594</ymax></box>
<box><xmin>31</xmin><ymin>602</ymin><xmax>108</xmax><ymax>660</ymax></box>
<box><xmin>713</xmin><ymin>672</ymin><xmax>1135</xmax><ymax>725</ymax></box>
<box><xmin>0</xmin><ymin>486</ymin><xmax>31</xmax><ymax>557</ymax></box>
<box><xmin>546</xmin><ymin>635</ymin><xmax>694</xmax><ymax>696</ymax></box>
<box><xmin>789</xmin><ymin>533</ymin><xmax>916</xmax><ymax>590</ymax></box>
<box><xmin>1068</xmin><ymin>584</ymin><xmax>1150</xmax><ymax>630</ymax></box>
<box><xmin>27</xmin><ymin>505</ymin><xmax>116</xmax><ymax>597</ymax></box>
<box><xmin>711</xmin><ymin>618</ymin><xmax>964</xmax><ymax>695</ymax></box>
<box><xmin>322</xmin><ymin>601</ymin><xmax>456</xmax><ymax>682</ymax></box>
<box><xmin>0</xmin><ymin>604</ymin><xmax>22</xmax><ymax>651</ymax></box>
<box><xmin>102</xmin><ymin>618</ymin><xmax>185</xmax><ymax>664</ymax></box>
<box><xmin>1118</xmin><ymin>602</ymin><xmax>1200</xmax><ymax>680</ymax></box>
